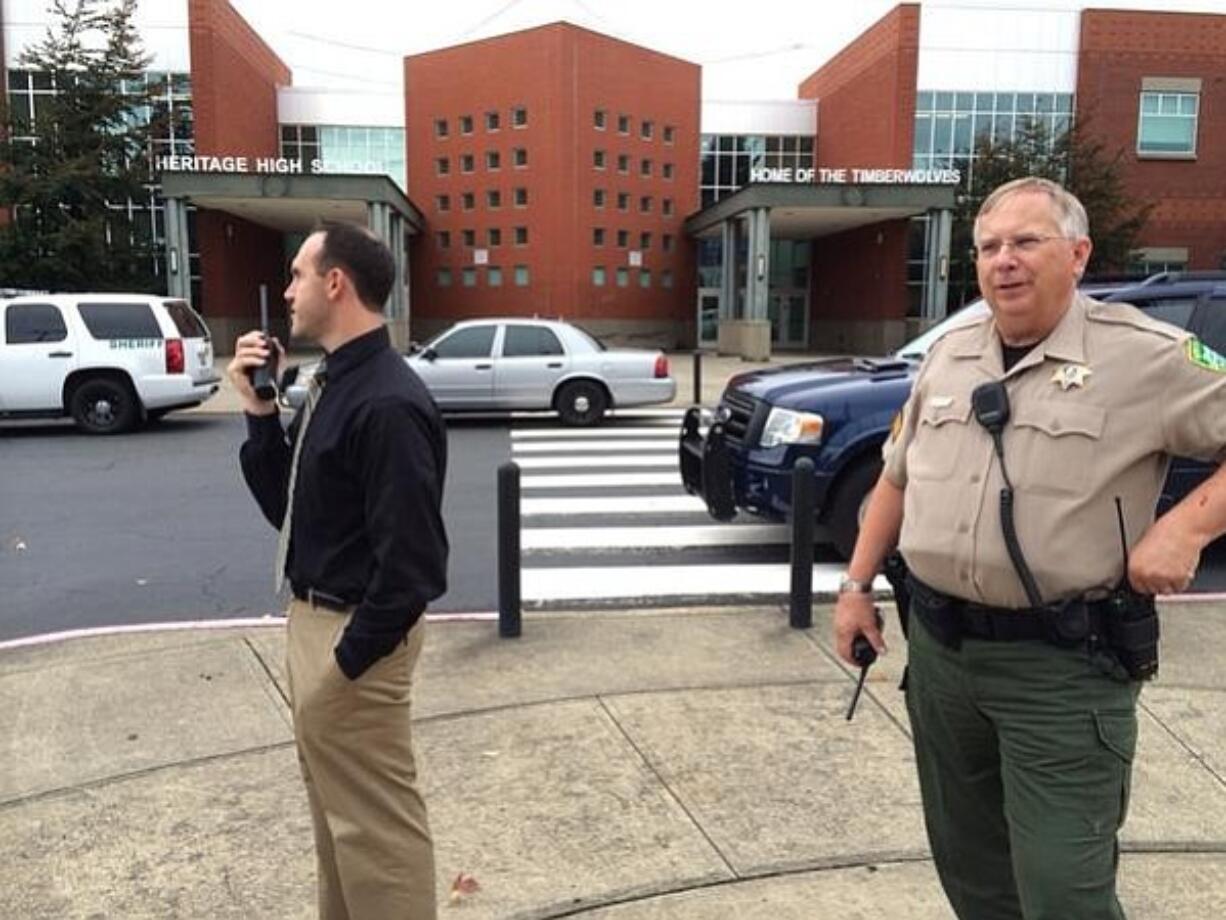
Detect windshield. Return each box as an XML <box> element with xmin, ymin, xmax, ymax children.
<box><xmin>894</xmin><ymin>299</ymin><xmax>989</xmax><ymax>360</ymax></box>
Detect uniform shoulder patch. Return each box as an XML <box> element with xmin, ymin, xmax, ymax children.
<box><xmin>1186</xmin><ymin>338</ymin><xmax>1226</xmax><ymax>373</ymax></box>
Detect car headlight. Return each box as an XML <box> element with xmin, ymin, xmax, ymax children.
<box><xmin>759</xmin><ymin>407</ymin><xmax>824</xmax><ymax>448</ymax></box>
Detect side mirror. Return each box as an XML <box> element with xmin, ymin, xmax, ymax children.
<box><xmin>421</xmin><ymin>346</ymin><xmax>438</xmax><ymax>362</ymax></box>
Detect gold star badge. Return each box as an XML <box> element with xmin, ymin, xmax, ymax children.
<box><xmin>1052</xmin><ymin>364</ymin><xmax>1092</xmax><ymax>391</ymax></box>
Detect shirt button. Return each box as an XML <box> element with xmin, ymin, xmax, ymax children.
<box><xmin>960</xmin><ymin>570</ymin><xmax>971</xmax><ymax>581</ymax></box>
<box><xmin>957</xmin><ymin>522</ymin><xmax>970</xmax><ymax>534</ymax></box>
<box><xmin>970</xmin><ymin>473</ymin><xmax>980</xmax><ymax>483</ymax></box>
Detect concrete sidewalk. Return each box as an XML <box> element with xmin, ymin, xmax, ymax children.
<box><xmin>2</xmin><ymin>604</ymin><xmax>1224</xmax><ymax>918</ymax></box>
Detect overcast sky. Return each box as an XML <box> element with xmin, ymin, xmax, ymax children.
<box><xmin>229</xmin><ymin>0</ymin><xmax>1226</xmax><ymax>100</ymax></box>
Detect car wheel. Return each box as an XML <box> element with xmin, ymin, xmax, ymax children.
<box><xmin>828</xmin><ymin>457</ymin><xmax>883</xmax><ymax>561</ymax></box>
<box><xmin>70</xmin><ymin>377</ymin><xmax>140</xmax><ymax>434</ymax></box>
<box><xmin>555</xmin><ymin>379</ymin><xmax>608</xmax><ymax>426</ymax></box>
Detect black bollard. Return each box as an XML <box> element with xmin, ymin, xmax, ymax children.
<box><xmin>789</xmin><ymin>457</ymin><xmax>815</xmax><ymax>629</ymax></box>
<box><xmin>692</xmin><ymin>349</ymin><xmax>703</xmax><ymax>406</ymax></box>
<box><xmin>497</xmin><ymin>461</ymin><xmax>522</xmax><ymax>638</ymax></box>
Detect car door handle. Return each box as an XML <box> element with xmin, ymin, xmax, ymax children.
<box><xmin>48</xmin><ymin>351</ymin><xmax>73</xmax><ymax>358</ymax></box>
<box><xmin>547</xmin><ymin>362</ymin><xmax>563</xmax><ymax>368</ymax></box>
<box><xmin>474</xmin><ymin>363</ymin><xmax>492</xmax><ymax>370</ymax></box>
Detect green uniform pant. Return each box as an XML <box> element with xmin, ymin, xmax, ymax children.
<box><xmin>906</xmin><ymin>613</ymin><xmax>1140</xmax><ymax>920</ymax></box>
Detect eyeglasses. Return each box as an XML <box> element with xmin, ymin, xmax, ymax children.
<box><xmin>974</xmin><ymin>234</ymin><xmax>1070</xmax><ymax>260</ymax></box>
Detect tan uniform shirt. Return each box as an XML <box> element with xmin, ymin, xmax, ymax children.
<box><xmin>883</xmin><ymin>293</ymin><xmax>1226</xmax><ymax>608</ymax></box>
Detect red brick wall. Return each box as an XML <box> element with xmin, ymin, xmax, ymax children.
<box><xmin>798</xmin><ymin>3</ymin><xmax>920</xmax><ymax>328</ymax></box>
<box><xmin>405</xmin><ymin>23</ymin><xmax>699</xmax><ymax>341</ymax></box>
<box><xmin>187</xmin><ymin>0</ymin><xmax>291</xmax><ymax>320</ymax></box>
<box><xmin>1077</xmin><ymin>9</ymin><xmax>1226</xmax><ymax>269</ymax></box>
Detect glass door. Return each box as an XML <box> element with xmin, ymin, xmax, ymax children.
<box><xmin>697</xmin><ymin>288</ymin><xmax>720</xmax><ymax>348</ymax></box>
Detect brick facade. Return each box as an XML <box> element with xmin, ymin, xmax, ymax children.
<box><xmin>1077</xmin><ymin>9</ymin><xmax>1226</xmax><ymax>270</ymax></box>
<box><xmin>405</xmin><ymin>24</ymin><xmax>700</xmax><ymax>347</ymax></box>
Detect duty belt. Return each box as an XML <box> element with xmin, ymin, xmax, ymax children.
<box><xmin>291</xmin><ymin>583</ymin><xmax>353</xmax><ymax>613</ymax></box>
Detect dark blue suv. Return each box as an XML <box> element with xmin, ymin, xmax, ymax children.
<box><xmin>679</xmin><ymin>272</ymin><xmax>1226</xmax><ymax>559</ymax></box>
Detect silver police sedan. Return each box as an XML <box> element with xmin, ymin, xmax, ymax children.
<box><xmin>283</xmin><ymin>317</ymin><xmax>675</xmax><ymax>426</ymax></box>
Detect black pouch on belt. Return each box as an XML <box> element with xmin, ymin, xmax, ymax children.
<box><xmin>908</xmin><ymin>575</ymin><xmax>962</xmax><ymax>650</ymax></box>
<box><xmin>1105</xmin><ymin>586</ymin><xmax>1160</xmax><ymax>681</ymax></box>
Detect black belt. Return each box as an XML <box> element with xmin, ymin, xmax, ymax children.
<box><xmin>291</xmin><ymin>583</ymin><xmax>353</xmax><ymax>613</ymax></box>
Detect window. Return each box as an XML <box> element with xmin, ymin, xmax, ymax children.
<box><xmin>436</xmin><ymin>230</ymin><xmax>451</xmax><ymax>249</ymax></box>
<box><xmin>513</xmin><ymin>147</ymin><xmax>528</xmax><ymax>167</ymax></box>
<box><xmin>641</xmin><ymin>158</ymin><xmax>653</xmax><ymax>177</ymax></box>
<box><xmin>663</xmin><ymin>162</ymin><xmax>674</xmax><ymax>180</ymax></box>
<box><xmin>486</xmin><ymin>150</ymin><xmax>501</xmax><ymax>170</ymax></box>
<box><xmin>461</xmin><ymin>154</ymin><xmax>475</xmax><ymax>173</ymax></box>
<box><xmin>662</xmin><ymin>234</ymin><xmax>674</xmax><ymax>252</ymax></box>
<box><xmin>617</xmin><ymin>114</ymin><xmax>630</xmax><ymax>134</ymax></box>
<box><xmin>514</xmin><ymin>265</ymin><xmax>530</xmax><ymax>287</ymax></box>
<box><xmin>434</xmin><ymin>324</ymin><xmax>494</xmax><ymax>357</ymax></box>
<box><xmin>662</xmin><ymin>198</ymin><xmax>673</xmax><ymax>217</ymax></box>
<box><xmin>436</xmin><ymin>194</ymin><xmax>451</xmax><ymax>212</ymax></box>
<box><xmin>617</xmin><ymin>192</ymin><xmax>629</xmax><ymax>211</ymax></box>
<box><xmin>593</xmin><ymin>149</ymin><xmax>606</xmax><ymax>169</ymax></box>
<box><xmin>593</xmin><ymin>189</ymin><xmax>606</xmax><ymax>208</ymax></box>
<box><xmin>461</xmin><ymin>267</ymin><xmax>477</xmax><ymax>288</ymax></box>
<box><xmin>593</xmin><ymin>227</ymin><xmax>605</xmax><ymax>245</ymax></box>
<box><xmin>615</xmin><ymin>267</ymin><xmax>629</xmax><ymax>287</ymax></box>
<box><xmin>640</xmin><ymin>232</ymin><xmax>652</xmax><ymax>250</ymax></box>
<box><xmin>436</xmin><ymin>268</ymin><xmax>452</xmax><ymax>287</ymax></box>
<box><xmin>592</xmin><ymin>266</ymin><xmax>607</xmax><ymax>286</ymax></box>
<box><xmin>434</xmin><ymin>118</ymin><xmax>449</xmax><ymax>138</ymax></box>
<box><xmin>487</xmin><ymin>189</ymin><xmax>502</xmax><ymax>208</ymax></box>
<box><xmin>514</xmin><ymin>226</ymin><xmax>528</xmax><ymax>245</ymax></box>
<box><xmin>462</xmin><ymin>229</ymin><xmax>476</xmax><ymax>247</ymax></box>
<box><xmin>461</xmin><ymin>192</ymin><xmax>475</xmax><ymax>211</ymax></box>
<box><xmin>435</xmin><ymin>157</ymin><xmax>450</xmax><ymax>176</ymax></box>
<box><xmin>662</xmin><ymin>269</ymin><xmax>674</xmax><ymax>289</ymax></box>
<box><xmin>616</xmin><ymin>229</ymin><xmax>628</xmax><ymax>247</ymax></box>
<box><xmin>460</xmin><ymin>115</ymin><xmax>474</xmax><ymax>134</ymax></box>
<box><xmin>640</xmin><ymin>119</ymin><xmax>654</xmax><ymax>140</ymax></box>
<box><xmin>639</xmin><ymin>195</ymin><xmax>652</xmax><ymax>213</ymax></box>
<box><xmin>1138</xmin><ymin>89</ymin><xmax>1199</xmax><ymax>156</ymax></box>
<box><xmin>513</xmin><ymin>187</ymin><xmax>528</xmax><ymax>207</ymax></box>
<box><xmin>78</xmin><ymin>302</ymin><xmax>162</xmax><ymax>339</ymax></box>
<box><xmin>617</xmin><ymin>154</ymin><xmax>629</xmax><ymax>174</ymax></box>
<box><xmin>164</xmin><ymin>301</ymin><xmax>207</xmax><ymax>338</ymax></box>
<box><xmin>487</xmin><ymin>227</ymin><xmax>502</xmax><ymax>246</ymax></box>
<box><xmin>511</xmin><ymin>106</ymin><xmax>527</xmax><ymax>128</ymax></box>
<box><xmin>5</xmin><ymin>303</ymin><xmax>67</xmax><ymax>344</ymax></box>
<box><xmin>504</xmin><ymin>325</ymin><xmax>563</xmax><ymax>356</ymax></box>
<box><xmin>663</xmin><ymin>125</ymin><xmax>675</xmax><ymax>144</ymax></box>
<box><xmin>594</xmin><ymin>109</ymin><xmax>607</xmax><ymax>130</ymax></box>
<box><xmin>488</xmin><ymin>266</ymin><xmax>503</xmax><ymax>287</ymax></box>
<box><xmin>639</xmin><ymin>269</ymin><xmax>651</xmax><ymax>288</ymax></box>
<box><xmin>485</xmin><ymin>110</ymin><xmax>500</xmax><ymax>131</ymax></box>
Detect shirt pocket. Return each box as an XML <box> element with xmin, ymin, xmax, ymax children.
<box><xmin>909</xmin><ymin>398</ymin><xmax>972</xmax><ymax>481</ymax></box>
<box><xmin>1011</xmin><ymin>400</ymin><xmax>1106</xmax><ymax>496</ymax></box>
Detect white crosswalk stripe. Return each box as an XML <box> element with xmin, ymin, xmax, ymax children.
<box><xmin>508</xmin><ymin>417</ymin><xmax>843</xmax><ymax>607</ymax></box>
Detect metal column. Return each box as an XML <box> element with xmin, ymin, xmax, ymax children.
<box><xmin>164</xmin><ymin>196</ymin><xmax>191</xmax><ymax>301</ymax></box>
<box><xmin>720</xmin><ymin>218</ymin><xmax>737</xmax><ymax>321</ymax></box>
<box><xmin>746</xmin><ymin>207</ymin><xmax>771</xmax><ymax>321</ymax></box>
<box><xmin>923</xmin><ymin>208</ymin><xmax>953</xmax><ymax>321</ymax></box>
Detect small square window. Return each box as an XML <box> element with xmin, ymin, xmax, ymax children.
<box><xmin>487</xmin><ymin>189</ymin><xmax>502</xmax><ymax>208</ymax></box>
<box><xmin>514</xmin><ymin>226</ymin><xmax>528</xmax><ymax>245</ymax></box>
<box><xmin>662</xmin><ymin>269</ymin><xmax>673</xmax><ymax>288</ymax></box>
<box><xmin>461</xmin><ymin>154</ymin><xmax>475</xmax><ymax>173</ymax></box>
<box><xmin>639</xmin><ymin>195</ymin><xmax>652</xmax><ymax>213</ymax></box>
<box><xmin>617</xmin><ymin>192</ymin><xmax>629</xmax><ymax>211</ymax></box>
<box><xmin>640</xmin><ymin>232</ymin><xmax>651</xmax><ymax>249</ymax></box>
<box><xmin>617</xmin><ymin>154</ymin><xmax>629</xmax><ymax>174</ymax></box>
<box><xmin>616</xmin><ymin>267</ymin><xmax>629</xmax><ymax>287</ymax></box>
<box><xmin>663</xmin><ymin>125</ymin><xmax>675</xmax><ymax>144</ymax></box>
<box><xmin>616</xmin><ymin>229</ymin><xmax>628</xmax><ymax>247</ymax></box>
<box><xmin>617</xmin><ymin>114</ymin><xmax>630</xmax><ymax>134</ymax></box>
<box><xmin>592</xmin><ymin>266</ymin><xmax>606</xmax><ymax>286</ymax></box>
<box><xmin>513</xmin><ymin>187</ymin><xmax>528</xmax><ymax>206</ymax></box>
<box><xmin>461</xmin><ymin>267</ymin><xmax>477</xmax><ymax>287</ymax></box>
<box><xmin>488</xmin><ymin>266</ymin><xmax>503</xmax><ymax>287</ymax></box>
<box><xmin>436</xmin><ymin>194</ymin><xmax>451</xmax><ymax>212</ymax></box>
<box><xmin>1137</xmin><ymin>89</ymin><xmax>1198</xmax><ymax>157</ymax></box>
<box><xmin>460</xmin><ymin>115</ymin><xmax>474</xmax><ymax>134</ymax></box>
<box><xmin>511</xmin><ymin>106</ymin><xmax>527</xmax><ymax>127</ymax></box>
<box><xmin>486</xmin><ymin>110</ymin><xmax>500</xmax><ymax>131</ymax></box>
<box><xmin>593</xmin><ymin>149</ymin><xmax>606</xmax><ymax>169</ymax></box>
<box><xmin>661</xmin><ymin>198</ymin><xmax>673</xmax><ymax>217</ymax></box>
<box><xmin>436</xmin><ymin>230</ymin><xmax>451</xmax><ymax>248</ymax></box>
<box><xmin>486</xmin><ymin>150</ymin><xmax>500</xmax><ymax>170</ymax></box>
<box><xmin>488</xmin><ymin>227</ymin><xmax>502</xmax><ymax>246</ymax></box>
<box><xmin>593</xmin><ymin>227</ymin><xmax>605</xmax><ymax>245</ymax></box>
<box><xmin>461</xmin><ymin>192</ymin><xmax>475</xmax><ymax>210</ymax></box>
<box><xmin>662</xmin><ymin>162</ymin><xmax>674</xmax><ymax>180</ymax></box>
<box><xmin>594</xmin><ymin>109</ymin><xmax>607</xmax><ymax>129</ymax></box>
<box><xmin>639</xmin><ymin>269</ymin><xmax>651</xmax><ymax>288</ymax></box>
<box><xmin>641</xmin><ymin>120</ymin><xmax>654</xmax><ymax>140</ymax></box>
<box><xmin>437</xmin><ymin>267</ymin><xmax>452</xmax><ymax>287</ymax></box>
<box><xmin>513</xmin><ymin>147</ymin><xmax>528</xmax><ymax>167</ymax></box>
<box><xmin>434</xmin><ymin>118</ymin><xmax>449</xmax><ymax>139</ymax></box>
<box><xmin>514</xmin><ymin>265</ymin><xmax>530</xmax><ymax>286</ymax></box>
<box><xmin>640</xmin><ymin>158</ymin><xmax>652</xmax><ymax>177</ymax></box>
<box><xmin>462</xmin><ymin>229</ymin><xmax>476</xmax><ymax>247</ymax></box>
<box><xmin>435</xmin><ymin>157</ymin><xmax>450</xmax><ymax>175</ymax></box>
<box><xmin>662</xmin><ymin>234</ymin><xmax>674</xmax><ymax>252</ymax></box>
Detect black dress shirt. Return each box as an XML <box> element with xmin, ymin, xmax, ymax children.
<box><xmin>240</xmin><ymin>326</ymin><xmax>449</xmax><ymax>679</ymax></box>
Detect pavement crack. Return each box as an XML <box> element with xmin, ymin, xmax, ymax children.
<box><xmin>594</xmin><ymin>695</ymin><xmax>739</xmax><ymax>881</ymax></box>
<box><xmin>243</xmin><ymin>634</ymin><xmax>290</xmax><ymax>711</ymax></box>
<box><xmin>1139</xmin><ymin>697</ymin><xmax>1226</xmax><ymax>789</ymax></box>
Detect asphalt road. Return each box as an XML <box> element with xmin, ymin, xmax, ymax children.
<box><xmin>0</xmin><ymin>413</ymin><xmax>507</xmax><ymax>642</ymax></box>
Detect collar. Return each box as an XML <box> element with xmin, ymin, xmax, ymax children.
<box><xmin>949</xmin><ymin>292</ymin><xmax>1088</xmax><ymax>378</ymax></box>
<box><xmin>323</xmin><ymin>325</ymin><xmax>390</xmax><ymax>383</ymax></box>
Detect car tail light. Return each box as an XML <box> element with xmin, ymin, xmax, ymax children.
<box><xmin>165</xmin><ymin>338</ymin><xmax>185</xmax><ymax>374</ymax></box>
<box><xmin>654</xmin><ymin>354</ymin><xmax>669</xmax><ymax>378</ymax></box>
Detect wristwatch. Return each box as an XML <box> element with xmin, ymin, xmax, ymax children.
<box><xmin>838</xmin><ymin>574</ymin><xmax>873</xmax><ymax>595</ymax></box>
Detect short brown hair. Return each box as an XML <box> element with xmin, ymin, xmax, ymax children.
<box><xmin>313</xmin><ymin>220</ymin><xmax>395</xmax><ymax>311</ymax></box>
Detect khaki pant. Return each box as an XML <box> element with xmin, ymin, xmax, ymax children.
<box><xmin>286</xmin><ymin>599</ymin><xmax>436</xmax><ymax>919</ymax></box>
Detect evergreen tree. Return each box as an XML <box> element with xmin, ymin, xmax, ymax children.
<box><xmin>0</xmin><ymin>0</ymin><xmax>157</xmax><ymax>292</ymax></box>
<box><xmin>948</xmin><ymin>114</ymin><xmax>1153</xmax><ymax>309</ymax></box>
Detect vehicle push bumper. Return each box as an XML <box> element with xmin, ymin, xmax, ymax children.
<box><xmin>679</xmin><ymin>407</ymin><xmax>737</xmax><ymax>521</ymax></box>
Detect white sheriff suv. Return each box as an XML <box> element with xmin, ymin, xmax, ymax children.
<box><xmin>0</xmin><ymin>293</ymin><xmax>220</xmax><ymax>434</ymax></box>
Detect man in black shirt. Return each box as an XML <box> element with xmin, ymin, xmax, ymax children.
<box><xmin>228</xmin><ymin>220</ymin><xmax>448</xmax><ymax>919</ymax></box>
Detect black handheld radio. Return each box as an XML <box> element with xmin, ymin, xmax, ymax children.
<box><xmin>249</xmin><ymin>284</ymin><xmax>278</xmax><ymax>402</ymax></box>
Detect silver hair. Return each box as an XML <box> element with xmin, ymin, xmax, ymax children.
<box><xmin>973</xmin><ymin>176</ymin><xmax>1090</xmax><ymax>242</ymax></box>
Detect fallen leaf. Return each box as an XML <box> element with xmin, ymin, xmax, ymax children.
<box><xmin>448</xmin><ymin>872</ymin><xmax>480</xmax><ymax>905</ymax></box>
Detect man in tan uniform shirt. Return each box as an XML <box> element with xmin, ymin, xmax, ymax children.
<box><xmin>833</xmin><ymin>177</ymin><xmax>1226</xmax><ymax>919</ymax></box>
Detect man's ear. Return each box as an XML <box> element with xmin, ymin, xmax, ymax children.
<box><xmin>324</xmin><ymin>266</ymin><xmax>346</xmax><ymax>300</ymax></box>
